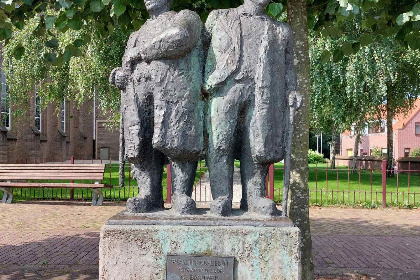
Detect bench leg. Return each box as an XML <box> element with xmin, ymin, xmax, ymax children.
<box><xmin>92</xmin><ymin>189</ymin><xmax>104</xmax><ymax>206</ymax></box>
<box><xmin>0</xmin><ymin>188</ymin><xmax>13</xmax><ymax>204</ymax></box>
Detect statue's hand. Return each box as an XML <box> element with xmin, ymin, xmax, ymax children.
<box><xmin>288</xmin><ymin>91</ymin><xmax>302</xmax><ymax>110</ymax></box>
<box><xmin>110</xmin><ymin>67</ymin><xmax>128</xmax><ymax>90</ymax></box>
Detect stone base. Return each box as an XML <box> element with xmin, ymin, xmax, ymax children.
<box><xmin>99</xmin><ymin>209</ymin><xmax>301</xmax><ymax>280</ymax></box>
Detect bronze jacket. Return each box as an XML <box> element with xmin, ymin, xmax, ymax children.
<box><xmin>204</xmin><ymin>7</ymin><xmax>297</xmax><ymax>163</ymax></box>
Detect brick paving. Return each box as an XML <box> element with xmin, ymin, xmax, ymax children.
<box><xmin>0</xmin><ymin>202</ymin><xmax>419</xmax><ymax>279</ymax></box>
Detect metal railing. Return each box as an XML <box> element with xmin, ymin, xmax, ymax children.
<box><xmin>1</xmin><ymin>157</ymin><xmax>419</xmax><ymax>208</ymax></box>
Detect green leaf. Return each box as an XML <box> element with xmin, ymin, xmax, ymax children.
<box><xmin>328</xmin><ymin>26</ymin><xmax>343</xmax><ymax>38</ymax></box>
<box><xmin>359</xmin><ymin>34</ymin><xmax>372</xmax><ymax>46</ymax></box>
<box><xmin>13</xmin><ymin>21</ymin><xmax>24</xmax><ymax>30</ymax></box>
<box><xmin>73</xmin><ymin>39</ymin><xmax>84</xmax><ymax>47</ymax></box>
<box><xmin>45</xmin><ymin>15</ymin><xmax>56</xmax><ymax>29</ymax></box>
<box><xmin>341</xmin><ymin>42</ymin><xmax>353</xmax><ymax>55</ymax></box>
<box><xmin>352</xmin><ymin>42</ymin><xmax>361</xmax><ymax>53</ymax></box>
<box><xmin>413</xmin><ymin>3</ymin><xmax>420</xmax><ymax>16</ymax></box>
<box><xmin>382</xmin><ymin>27</ymin><xmax>397</xmax><ymax>37</ymax></box>
<box><xmin>44</xmin><ymin>52</ymin><xmax>57</xmax><ymax>63</ymax></box>
<box><xmin>397</xmin><ymin>12</ymin><xmax>413</xmax><ymax>26</ymax></box>
<box><xmin>68</xmin><ymin>17</ymin><xmax>82</xmax><ymax>30</ymax></box>
<box><xmin>338</xmin><ymin>0</ymin><xmax>348</xmax><ymax>8</ymax></box>
<box><xmin>66</xmin><ymin>8</ymin><xmax>77</xmax><ymax>18</ymax></box>
<box><xmin>58</xmin><ymin>0</ymin><xmax>73</xmax><ymax>9</ymax></box>
<box><xmin>23</xmin><ymin>0</ymin><xmax>34</xmax><ymax>5</ymax></box>
<box><xmin>332</xmin><ymin>48</ymin><xmax>344</xmax><ymax>62</ymax></box>
<box><xmin>90</xmin><ymin>0</ymin><xmax>104</xmax><ymax>12</ymax></box>
<box><xmin>13</xmin><ymin>45</ymin><xmax>25</xmax><ymax>60</ymax></box>
<box><xmin>268</xmin><ymin>3</ymin><xmax>283</xmax><ymax>17</ymax></box>
<box><xmin>320</xmin><ymin>50</ymin><xmax>331</xmax><ymax>64</ymax></box>
<box><xmin>103</xmin><ymin>0</ymin><xmax>111</xmax><ymax>5</ymax></box>
<box><xmin>113</xmin><ymin>4</ymin><xmax>126</xmax><ymax>17</ymax></box>
<box><xmin>73</xmin><ymin>0</ymin><xmax>86</xmax><ymax>6</ymax></box>
<box><xmin>45</xmin><ymin>38</ymin><xmax>59</xmax><ymax>48</ymax></box>
<box><xmin>0</xmin><ymin>28</ymin><xmax>12</xmax><ymax>40</ymax></box>
<box><xmin>63</xmin><ymin>49</ymin><xmax>73</xmax><ymax>62</ymax></box>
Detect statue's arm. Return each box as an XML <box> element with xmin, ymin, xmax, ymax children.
<box><xmin>110</xmin><ymin>33</ymin><xmax>138</xmax><ymax>90</ymax></box>
<box><xmin>202</xmin><ymin>10</ymin><xmax>219</xmax><ymax>93</ymax></box>
<box><xmin>284</xmin><ymin>26</ymin><xmax>301</xmax><ymax>109</ymax></box>
<box><xmin>141</xmin><ymin>10</ymin><xmax>202</xmax><ymax>61</ymax></box>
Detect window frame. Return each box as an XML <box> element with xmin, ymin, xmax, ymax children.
<box><xmin>404</xmin><ymin>148</ymin><xmax>411</xmax><ymax>157</ymax></box>
<box><xmin>415</xmin><ymin>122</ymin><xmax>420</xmax><ymax>136</ymax></box>
<box><xmin>1</xmin><ymin>58</ymin><xmax>11</xmax><ymax>130</ymax></box>
<box><xmin>61</xmin><ymin>99</ymin><xmax>66</xmax><ymax>133</ymax></box>
<box><xmin>34</xmin><ymin>85</ymin><xmax>41</xmax><ymax>132</ymax></box>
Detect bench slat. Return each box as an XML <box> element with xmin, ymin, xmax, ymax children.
<box><xmin>0</xmin><ymin>175</ymin><xmax>105</xmax><ymax>180</ymax></box>
<box><xmin>0</xmin><ymin>170</ymin><xmax>105</xmax><ymax>173</ymax></box>
<box><xmin>0</xmin><ymin>167</ymin><xmax>106</xmax><ymax>171</ymax></box>
<box><xmin>0</xmin><ymin>182</ymin><xmax>111</xmax><ymax>188</ymax></box>
<box><xmin>0</xmin><ymin>164</ymin><xmax>106</xmax><ymax>167</ymax></box>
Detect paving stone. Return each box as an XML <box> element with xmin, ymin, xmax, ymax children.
<box><xmin>0</xmin><ymin>201</ymin><xmax>419</xmax><ymax>279</ymax></box>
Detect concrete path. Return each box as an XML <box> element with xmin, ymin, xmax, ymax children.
<box><xmin>0</xmin><ymin>202</ymin><xmax>419</xmax><ymax>279</ymax></box>
<box><xmin>192</xmin><ymin>166</ymin><xmax>243</xmax><ymax>203</ymax></box>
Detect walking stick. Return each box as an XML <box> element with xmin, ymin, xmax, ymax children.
<box><xmin>282</xmin><ymin>94</ymin><xmax>298</xmax><ymax>217</ymax></box>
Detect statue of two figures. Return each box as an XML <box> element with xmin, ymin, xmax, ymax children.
<box><xmin>110</xmin><ymin>0</ymin><xmax>301</xmax><ymax>217</ymax></box>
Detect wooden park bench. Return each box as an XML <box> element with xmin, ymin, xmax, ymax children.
<box><xmin>0</xmin><ymin>164</ymin><xmax>112</xmax><ymax>206</ymax></box>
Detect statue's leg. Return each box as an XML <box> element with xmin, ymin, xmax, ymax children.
<box><xmin>241</xmin><ymin>121</ymin><xmax>280</xmax><ymax>216</ymax></box>
<box><xmin>170</xmin><ymin>160</ymin><xmax>197</xmax><ymax>215</ymax></box>
<box><xmin>126</xmin><ymin>149</ymin><xmax>164</xmax><ymax>213</ymax></box>
<box><xmin>207</xmin><ymin>91</ymin><xmax>238</xmax><ymax>216</ymax></box>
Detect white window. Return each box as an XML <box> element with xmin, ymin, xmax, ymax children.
<box><xmin>61</xmin><ymin>99</ymin><xmax>66</xmax><ymax>133</ymax></box>
<box><xmin>34</xmin><ymin>85</ymin><xmax>41</xmax><ymax>131</ymax></box>
<box><xmin>1</xmin><ymin>58</ymin><xmax>11</xmax><ymax>129</ymax></box>
<box><xmin>381</xmin><ymin>148</ymin><xmax>387</xmax><ymax>157</ymax></box>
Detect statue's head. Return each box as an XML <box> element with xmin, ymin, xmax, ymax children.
<box><xmin>245</xmin><ymin>0</ymin><xmax>270</xmax><ymax>9</ymax></box>
<box><xmin>144</xmin><ymin>0</ymin><xmax>173</xmax><ymax>14</ymax></box>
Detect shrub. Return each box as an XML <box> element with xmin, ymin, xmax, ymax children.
<box><xmin>308</xmin><ymin>149</ymin><xmax>325</xmax><ymax>164</ymax></box>
<box><xmin>410</xmin><ymin>148</ymin><xmax>420</xmax><ymax>157</ymax></box>
<box><xmin>370</xmin><ymin>146</ymin><xmax>382</xmax><ymax>158</ymax></box>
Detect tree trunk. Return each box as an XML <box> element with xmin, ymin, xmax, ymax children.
<box><xmin>330</xmin><ymin>129</ymin><xmax>336</xmax><ymax>169</ymax></box>
<box><xmin>287</xmin><ymin>1</ymin><xmax>314</xmax><ymax>279</ymax></box>
<box><xmin>386</xmin><ymin>82</ymin><xmax>394</xmax><ymax>177</ymax></box>
<box><xmin>351</xmin><ymin>129</ymin><xmax>361</xmax><ymax>173</ymax></box>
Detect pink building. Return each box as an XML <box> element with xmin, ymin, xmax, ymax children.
<box><xmin>340</xmin><ymin>100</ymin><xmax>420</xmax><ymax>160</ymax></box>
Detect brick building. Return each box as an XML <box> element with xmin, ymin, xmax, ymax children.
<box><xmin>340</xmin><ymin>99</ymin><xmax>420</xmax><ymax>161</ymax></box>
<box><xmin>0</xmin><ymin>58</ymin><xmax>119</xmax><ymax>164</ymax></box>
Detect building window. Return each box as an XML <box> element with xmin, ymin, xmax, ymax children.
<box><xmin>1</xmin><ymin>58</ymin><xmax>10</xmax><ymax>129</ymax></box>
<box><xmin>381</xmin><ymin>148</ymin><xmax>387</xmax><ymax>157</ymax></box>
<box><xmin>61</xmin><ymin>99</ymin><xmax>66</xmax><ymax>133</ymax></box>
<box><xmin>368</xmin><ymin>121</ymin><xmax>385</xmax><ymax>134</ymax></box>
<box><xmin>405</xmin><ymin>148</ymin><xmax>410</xmax><ymax>157</ymax></box>
<box><xmin>346</xmin><ymin>149</ymin><xmax>353</xmax><ymax>156</ymax></box>
<box><xmin>416</xmin><ymin>123</ymin><xmax>420</xmax><ymax>135</ymax></box>
<box><xmin>34</xmin><ymin>85</ymin><xmax>41</xmax><ymax>132</ymax></box>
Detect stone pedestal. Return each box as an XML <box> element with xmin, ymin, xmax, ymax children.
<box><xmin>99</xmin><ymin>210</ymin><xmax>301</xmax><ymax>280</ymax></box>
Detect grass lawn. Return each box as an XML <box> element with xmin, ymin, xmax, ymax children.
<box><xmin>3</xmin><ymin>162</ymin><xmax>419</xmax><ymax>207</ymax></box>
<box><xmin>266</xmin><ymin>163</ymin><xmax>420</xmax><ymax>207</ymax></box>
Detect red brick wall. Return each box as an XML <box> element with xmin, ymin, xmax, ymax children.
<box><xmin>395</xmin><ymin>112</ymin><xmax>420</xmax><ymax>159</ymax></box>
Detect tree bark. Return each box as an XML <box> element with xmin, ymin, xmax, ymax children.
<box><xmin>330</xmin><ymin>128</ymin><xmax>336</xmax><ymax>169</ymax></box>
<box><xmin>351</xmin><ymin>129</ymin><xmax>361</xmax><ymax>173</ymax></box>
<box><xmin>386</xmin><ymin>81</ymin><xmax>394</xmax><ymax>177</ymax></box>
<box><xmin>287</xmin><ymin>1</ymin><xmax>314</xmax><ymax>279</ymax></box>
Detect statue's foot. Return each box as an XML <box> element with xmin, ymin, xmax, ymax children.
<box><xmin>126</xmin><ymin>196</ymin><xmax>162</xmax><ymax>213</ymax></box>
<box><xmin>172</xmin><ymin>194</ymin><xmax>196</xmax><ymax>215</ymax></box>
<box><xmin>210</xmin><ymin>196</ymin><xmax>232</xmax><ymax>216</ymax></box>
<box><xmin>240</xmin><ymin>198</ymin><xmax>248</xmax><ymax>211</ymax></box>
<box><xmin>248</xmin><ymin>197</ymin><xmax>280</xmax><ymax>216</ymax></box>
